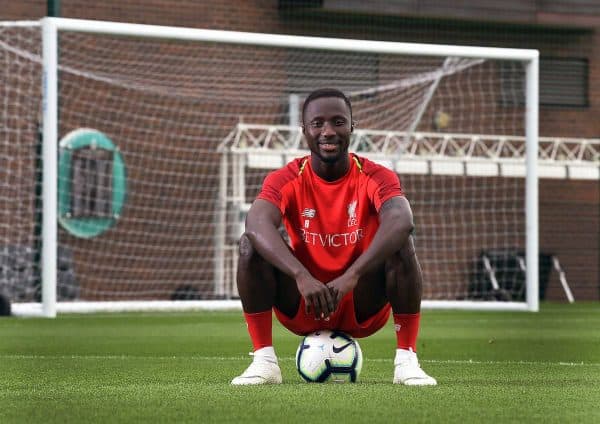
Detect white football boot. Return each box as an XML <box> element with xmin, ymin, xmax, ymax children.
<box><xmin>393</xmin><ymin>348</ymin><xmax>437</xmax><ymax>386</ymax></box>
<box><xmin>231</xmin><ymin>347</ymin><xmax>282</xmax><ymax>385</ymax></box>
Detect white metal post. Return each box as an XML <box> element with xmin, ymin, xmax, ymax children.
<box><xmin>41</xmin><ymin>18</ymin><xmax>58</xmax><ymax>318</ymax></box>
<box><xmin>525</xmin><ymin>55</ymin><xmax>540</xmax><ymax>312</ymax></box>
<box><xmin>289</xmin><ymin>94</ymin><xmax>300</xmax><ymax>128</ymax></box>
<box><xmin>214</xmin><ymin>153</ymin><xmax>228</xmax><ymax>297</ymax></box>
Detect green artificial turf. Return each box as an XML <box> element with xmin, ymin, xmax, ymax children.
<box><xmin>1</xmin><ymin>302</ymin><xmax>599</xmax><ymax>423</ymax></box>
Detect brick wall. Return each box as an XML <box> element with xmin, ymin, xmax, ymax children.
<box><xmin>540</xmin><ymin>179</ymin><xmax>599</xmax><ymax>300</ymax></box>
<box><xmin>2</xmin><ymin>1</ymin><xmax>598</xmax><ymax>300</ymax></box>
<box><xmin>4</xmin><ymin>1</ymin><xmax>598</xmax><ymax>138</ymax></box>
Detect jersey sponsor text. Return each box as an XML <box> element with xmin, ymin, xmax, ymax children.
<box><xmin>298</xmin><ymin>227</ymin><xmax>365</xmax><ymax>247</ymax></box>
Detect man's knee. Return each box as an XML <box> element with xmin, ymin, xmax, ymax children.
<box><xmin>384</xmin><ymin>236</ymin><xmax>422</xmax><ymax>311</ymax></box>
<box><xmin>400</xmin><ymin>235</ymin><xmax>417</xmax><ymax>260</ymax></box>
<box><xmin>385</xmin><ymin>236</ymin><xmax>417</xmax><ymax>272</ymax></box>
<box><xmin>236</xmin><ymin>233</ymin><xmax>278</xmax><ymax>311</ymax></box>
<box><xmin>237</xmin><ymin>233</ymin><xmax>267</xmax><ymax>274</ymax></box>
<box><xmin>237</xmin><ymin>233</ymin><xmax>299</xmax><ymax>314</ymax></box>
<box><xmin>237</xmin><ymin>232</ymin><xmax>282</xmax><ymax>279</ymax></box>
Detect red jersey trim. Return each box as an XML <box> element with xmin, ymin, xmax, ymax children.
<box><xmin>350</xmin><ymin>153</ymin><xmax>403</xmax><ymax>211</ymax></box>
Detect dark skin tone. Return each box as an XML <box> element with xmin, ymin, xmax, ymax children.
<box><xmin>237</xmin><ymin>96</ymin><xmax>423</xmax><ymax>322</ymax></box>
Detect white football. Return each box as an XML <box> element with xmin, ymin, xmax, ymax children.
<box><xmin>295</xmin><ymin>330</ymin><xmax>363</xmax><ymax>383</ymax></box>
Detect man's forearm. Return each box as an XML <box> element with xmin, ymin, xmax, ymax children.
<box><xmin>347</xmin><ymin>218</ymin><xmax>413</xmax><ymax>279</ymax></box>
<box><xmin>245</xmin><ymin>224</ymin><xmax>309</xmax><ymax>280</ymax></box>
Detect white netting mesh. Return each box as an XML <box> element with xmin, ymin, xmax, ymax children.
<box><xmin>1</xmin><ymin>22</ymin><xmax>529</xmax><ymax>304</ymax></box>
<box><xmin>0</xmin><ymin>23</ymin><xmax>43</xmax><ymax>302</ymax></box>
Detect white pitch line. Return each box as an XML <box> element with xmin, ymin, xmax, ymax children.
<box><xmin>1</xmin><ymin>354</ymin><xmax>599</xmax><ymax>367</ymax></box>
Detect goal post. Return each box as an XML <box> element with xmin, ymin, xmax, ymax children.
<box><xmin>41</xmin><ymin>18</ymin><xmax>58</xmax><ymax>318</ymax></box>
<box><xmin>1</xmin><ymin>17</ymin><xmax>543</xmax><ymax>316</ymax></box>
<box><xmin>525</xmin><ymin>57</ymin><xmax>539</xmax><ymax>313</ymax></box>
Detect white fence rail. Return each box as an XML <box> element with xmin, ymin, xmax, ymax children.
<box><xmin>219</xmin><ymin>124</ymin><xmax>599</xmax><ymax>179</ymax></box>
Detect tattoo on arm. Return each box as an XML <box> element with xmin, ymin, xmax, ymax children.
<box><xmin>239</xmin><ymin>234</ymin><xmax>252</xmax><ymax>257</ymax></box>
<box><xmin>379</xmin><ymin>197</ymin><xmax>399</xmax><ymax>214</ymax></box>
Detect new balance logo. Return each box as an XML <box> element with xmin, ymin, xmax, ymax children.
<box><xmin>332</xmin><ymin>342</ymin><xmax>353</xmax><ymax>353</ymax></box>
<box><xmin>301</xmin><ymin>208</ymin><xmax>316</xmax><ymax>229</ymax></box>
<box><xmin>301</xmin><ymin>208</ymin><xmax>316</xmax><ymax>218</ymax></box>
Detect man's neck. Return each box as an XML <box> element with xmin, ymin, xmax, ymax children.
<box><xmin>311</xmin><ymin>154</ymin><xmax>350</xmax><ymax>182</ymax></box>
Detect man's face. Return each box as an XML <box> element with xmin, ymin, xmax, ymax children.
<box><xmin>302</xmin><ymin>97</ymin><xmax>352</xmax><ymax>164</ymax></box>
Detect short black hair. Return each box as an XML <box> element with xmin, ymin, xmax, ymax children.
<box><xmin>301</xmin><ymin>88</ymin><xmax>353</xmax><ymax>124</ymax></box>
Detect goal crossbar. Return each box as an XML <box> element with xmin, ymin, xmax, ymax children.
<box><xmin>43</xmin><ymin>17</ymin><xmax>539</xmax><ymax>60</ymax></box>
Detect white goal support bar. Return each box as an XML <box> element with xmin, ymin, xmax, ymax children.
<box><xmin>11</xmin><ymin>299</ymin><xmax>534</xmax><ymax>317</ymax></box>
<box><xmin>33</xmin><ymin>17</ymin><xmax>539</xmax><ymax>317</ymax></box>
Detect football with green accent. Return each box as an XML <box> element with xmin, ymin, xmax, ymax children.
<box><xmin>295</xmin><ymin>330</ymin><xmax>363</xmax><ymax>383</ymax></box>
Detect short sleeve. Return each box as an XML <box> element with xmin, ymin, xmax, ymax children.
<box><xmin>256</xmin><ymin>158</ymin><xmax>303</xmax><ymax>214</ymax></box>
<box><xmin>257</xmin><ymin>171</ymin><xmax>286</xmax><ymax>214</ymax></box>
<box><xmin>368</xmin><ymin>165</ymin><xmax>403</xmax><ymax>211</ymax></box>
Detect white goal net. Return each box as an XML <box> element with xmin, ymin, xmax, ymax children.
<box><xmin>1</xmin><ymin>18</ymin><xmax>546</xmax><ymax>316</ymax></box>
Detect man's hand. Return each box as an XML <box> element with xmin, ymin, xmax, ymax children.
<box><xmin>327</xmin><ymin>271</ymin><xmax>359</xmax><ymax>308</ymax></box>
<box><xmin>296</xmin><ymin>272</ymin><xmax>335</xmax><ymax>319</ymax></box>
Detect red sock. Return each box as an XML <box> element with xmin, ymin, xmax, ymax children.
<box><xmin>393</xmin><ymin>313</ymin><xmax>420</xmax><ymax>352</ymax></box>
<box><xmin>244</xmin><ymin>310</ymin><xmax>273</xmax><ymax>351</ymax></box>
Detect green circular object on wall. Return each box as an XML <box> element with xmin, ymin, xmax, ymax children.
<box><xmin>58</xmin><ymin>128</ymin><xmax>127</xmax><ymax>238</ymax></box>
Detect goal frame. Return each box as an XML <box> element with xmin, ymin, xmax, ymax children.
<box><xmin>22</xmin><ymin>17</ymin><xmax>539</xmax><ymax>316</ymax></box>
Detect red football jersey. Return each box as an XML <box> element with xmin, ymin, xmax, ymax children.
<box><xmin>257</xmin><ymin>154</ymin><xmax>403</xmax><ymax>282</ymax></box>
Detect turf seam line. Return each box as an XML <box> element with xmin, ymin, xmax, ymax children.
<box><xmin>2</xmin><ymin>354</ymin><xmax>599</xmax><ymax>367</ymax></box>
